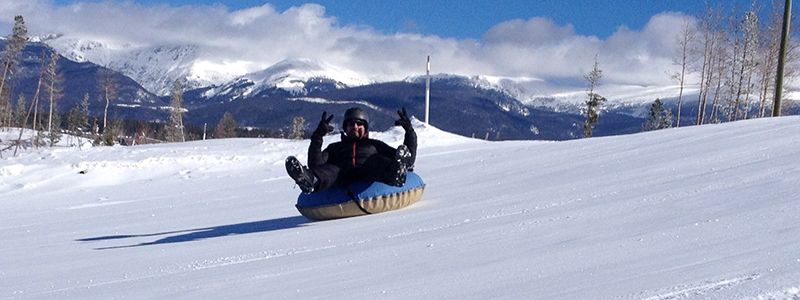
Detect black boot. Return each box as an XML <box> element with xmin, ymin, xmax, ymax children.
<box><xmin>388</xmin><ymin>145</ymin><xmax>412</xmax><ymax>187</ymax></box>
<box><xmin>286</xmin><ymin>156</ymin><xmax>315</xmax><ymax>194</ymax></box>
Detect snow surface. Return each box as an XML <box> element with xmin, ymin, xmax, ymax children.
<box><xmin>2</xmin><ymin>117</ymin><xmax>800</xmax><ymax>299</ymax></box>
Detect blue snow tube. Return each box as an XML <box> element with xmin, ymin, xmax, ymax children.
<box><xmin>295</xmin><ymin>172</ymin><xmax>425</xmax><ymax>221</ymax></box>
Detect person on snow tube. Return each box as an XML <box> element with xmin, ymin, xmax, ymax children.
<box><xmin>286</xmin><ymin>107</ymin><xmax>417</xmax><ymax>194</ymax></box>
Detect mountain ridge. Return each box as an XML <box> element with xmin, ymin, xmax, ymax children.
<box><xmin>42</xmin><ymin>36</ymin><xmax>680</xmax><ymax>111</ymax></box>
<box><xmin>11</xmin><ymin>38</ymin><xmax>794</xmax><ymax>141</ymax></box>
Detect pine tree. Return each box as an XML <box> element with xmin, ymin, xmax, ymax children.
<box><xmin>1</xmin><ymin>15</ymin><xmax>29</xmax><ymax>128</ymax></box>
<box><xmin>166</xmin><ymin>79</ymin><xmax>186</xmax><ymax>142</ymax></box>
<box><xmin>214</xmin><ymin>112</ymin><xmax>237</xmax><ymax>138</ymax></box>
<box><xmin>12</xmin><ymin>94</ymin><xmax>27</xmax><ymax>127</ymax></box>
<box><xmin>583</xmin><ymin>55</ymin><xmax>606</xmax><ymax>138</ymax></box>
<box><xmin>0</xmin><ymin>83</ymin><xmax>9</xmax><ymax>128</ymax></box>
<box><xmin>47</xmin><ymin>111</ymin><xmax>61</xmax><ymax>147</ymax></box>
<box><xmin>79</xmin><ymin>93</ymin><xmax>90</xmax><ymax>131</ymax></box>
<box><xmin>99</xmin><ymin>117</ymin><xmax>121</xmax><ymax>146</ymax></box>
<box><xmin>642</xmin><ymin>99</ymin><xmax>674</xmax><ymax>132</ymax></box>
<box><xmin>66</xmin><ymin>103</ymin><xmax>85</xmax><ymax>146</ymax></box>
<box><xmin>291</xmin><ymin>116</ymin><xmax>305</xmax><ymax>140</ymax></box>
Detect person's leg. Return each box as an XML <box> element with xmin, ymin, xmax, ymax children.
<box><xmin>360</xmin><ymin>145</ymin><xmax>411</xmax><ymax>187</ymax></box>
<box><xmin>361</xmin><ymin>154</ymin><xmax>393</xmax><ymax>183</ymax></box>
<box><xmin>386</xmin><ymin>145</ymin><xmax>412</xmax><ymax>187</ymax></box>
<box><xmin>310</xmin><ymin>163</ymin><xmax>341</xmax><ymax>192</ymax></box>
<box><xmin>285</xmin><ymin>156</ymin><xmax>315</xmax><ymax>194</ymax></box>
<box><xmin>286</xmin><ymin>156</ymin><xmax>342</xmax><ymax>193</ymax></box>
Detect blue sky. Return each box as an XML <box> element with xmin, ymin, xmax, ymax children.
<box><xmin>50</xmin><ymin>0</ymin><xmax>784</xmax><ymax>39</ymax></box>
<box><xmin>2</xmin><ymin>0</ymin><xmax>794</xmax><ymax>88</ymax></box>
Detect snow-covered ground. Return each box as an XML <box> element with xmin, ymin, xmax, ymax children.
<box><xmin>1</xmin><ymin>117</ymin><xmax>800</xmax><ymax>300</ymax></box>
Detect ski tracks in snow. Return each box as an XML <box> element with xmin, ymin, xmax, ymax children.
<box><xmin>610</xmin><ymin>274</ymin><xmax>763</xmax><ymax>300</ymax></box>
<box><xmin>747</xmin><ymin>286</ymin><xmax>800</xmax><ymax>300</ymax></box>
<box><xmin>79</xmin><ymin>205</ymin><xmax>547</xmax><ymax>294</ymax></box>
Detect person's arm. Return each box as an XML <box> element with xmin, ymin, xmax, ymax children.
<box><xmin>308</xmin><ymin>112</ymin><xmax>333</xmax><ymax>168</ymax></box>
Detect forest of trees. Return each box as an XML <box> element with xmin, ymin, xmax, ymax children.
<box><xmin>615</xmin><ymin>0</ymin><xmax>797</xmax><ymax>134</ymax></box>
<box><xmin>0</xmin><ymin>17</ymin><xmax>299</xmax><ymax>157</ymax></box>
<box><xmin>672</xmin><ymin>0</ymin><xmax>797</xmax><ymax>126</ymax></box>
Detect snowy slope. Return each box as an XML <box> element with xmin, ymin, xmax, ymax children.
<box><xmin>1</xmin><ymin>117</ymin><xmax>800</xmax><ymax>299</ymax></box>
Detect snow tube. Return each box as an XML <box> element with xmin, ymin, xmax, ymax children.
<box><xmin>295</xmin><ymin>172</ymin><xmax>425</xmax><ymax>221</ymax></box>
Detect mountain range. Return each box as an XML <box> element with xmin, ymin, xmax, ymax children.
<box><xmin>4</xmin><ymin>37</ymin><xmax>773</xmax><ymax>140</ymax></box>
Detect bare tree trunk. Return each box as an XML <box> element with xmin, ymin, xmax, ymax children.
<box><xmin>710</xmin><ymin>65</ymin><xmax>724</xmax><ymax>123</ymax></box>
<box><xmin>13</xmin><ymin>72</ymin><xmax>42</xmax><ymax>156</ymax></box>
<box><xmin>97</xmin><ymin>69</ymin><xmax>117</xmax><ymax>135</ymax></box>
<box><xmin>696</xmin><ymin>6</ymin><xmax>723</xmax><ymax>125</ymax></box>
<box><xmin>103</xmin><ymin>89</ymin><xmax>109</xmax><ymax>133</ymax></box>
<box><xmin>31</xmin><ymin>73</ymin><xmax>43</xmax><ymax>148</ymax></box>
<box><xmin>674</xmin><ymin>21</ymin><xmax>696</xmax><ymax>127</ymax></box>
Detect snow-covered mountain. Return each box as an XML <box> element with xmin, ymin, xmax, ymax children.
<box><xmin>44</xmin><ymin>37</ymin><xmax>230</xmax><ymax>96</ymax></box>
<box><xmin>201</xmin><ymin>58</ymin><xmax>374</xmax><ymax>99</ymax></box>
<box><xmin>42</xmin><ymin>35</ymin><xmax>800</xmax><ymax>126</ymax></box>
<box><xmin>42</xmin><ymin>36</ymin><xmax>687</xmax><ymax>112</ymax></box>
<box><xmin>45</xmin><ymin>37</ymin><xmax>377</xmax><ymax>98</ymax></box>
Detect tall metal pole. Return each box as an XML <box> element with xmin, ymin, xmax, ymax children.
<box><xmin>773</xmin><ymin>0</ymin><xmax>792</xmax><ymax>117</ymax></box>
<box><xmin>425</xmin><ymin>56</ymin><xmax>431</xmax><ymax>124</ymax></box>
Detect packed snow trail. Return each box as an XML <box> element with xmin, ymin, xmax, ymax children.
<box><xmin>1</xmin><ymin>118</ymin><xmax>800</xmax><ymax>299</ymax></box>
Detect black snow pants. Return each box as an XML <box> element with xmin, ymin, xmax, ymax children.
<box><xmin>311</xmin><ymin>154</ymin><xmax>396</xmax><ymax>192</ymax></box>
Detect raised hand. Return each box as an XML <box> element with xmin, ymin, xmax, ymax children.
<box><xmin>313</xmin><ymin>111</ymin><xmax>335</xmax><ymax>137</ymax></box>
<box><xmin>394</xmin><ymin>108</ymin><xmax>412</xmax><ymax>131</ymax></box>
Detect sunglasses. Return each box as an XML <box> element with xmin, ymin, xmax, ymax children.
<box><xmin>346</xmin><ymin>120</ymin><xmax>366</xmax><ymax>127</ymax></box>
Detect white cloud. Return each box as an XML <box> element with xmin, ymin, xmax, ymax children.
<box><xmin>0</xmin><ymin>1</ymin><xmax>691</xmax><ymax>87</ymax></box>
<box><xmin>482</xmin><ymin>17</ymin><xmax>578</xmax><ymax>46</ymax></box>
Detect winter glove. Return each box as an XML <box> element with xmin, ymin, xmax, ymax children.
<box><xmin>313</xmin><ymin>111</ymin><xmax>334</xmax><ymax>137</ymax></box>
<box><xmin>394</xmin><ymin>108</ymin><xmax>412</xmax><ymax>131</ymax></box>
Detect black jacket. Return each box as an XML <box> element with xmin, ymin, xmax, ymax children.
<box><xmin>308</xmin><ymin>129</ymin><xmax>417</xmax><ymax>171</ymax></box>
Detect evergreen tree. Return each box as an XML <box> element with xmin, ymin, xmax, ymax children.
<box><xmin>0</xmin><ymin>81</ymin><xmax>9</xmax><ymax>128</ymax></box>
<box><xmin>583</xmin><ymin>55</ymin><xmax>606</xmax><ymax>138</ymax></box>
<box><xmin>291</xmin><ymin>116</ymin><xmax>305</xmax><ymax>140</ymax></box>
<box><xmin>98</xmin><ymin>117</ymin><xmax>121</xmax><ymax>146</ymax></box>
<box><xmin>79</xmin><ymin>93</ymin><xmax>90</xmax><ymax>131</ymax></box>
<box><xmin>47</xmin><ymin>111</ymin><xmax>62</xmax><ymax>147</ymax></box>
<box><xmin>12</xmin><ymin>94</ymin><xmax>27</xmax><ymax>127</ymax></box>
<box><xmin>214</xmin><ymin>112</ymin><xmax>237</xmax><ymax>138</ymax></box>
<box><xmin>1</xmin><ymin>15</ymin><xmax>28</xmax><ymax>128</ymax></box>
<box><xmin>166</xmin><ymin>79</ymin><xmax>186</xmax><ymax>142</ymax></box>
<box><xmin>642</xmin><ymin>99</ymin><xmax>674</xmax><ymax>132</ymax></box>
<box><xmin>66</xmin><ymin>103</ymin><xmax>85</xmax><ymax>146</ymax></box>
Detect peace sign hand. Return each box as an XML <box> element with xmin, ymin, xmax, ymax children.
<box><xmin>313</xmin><ymin>111</ymin><xmax>335</xmax><ymax>137</ymax></box>
<box><xmin>395</xmin><ymin>108</ymin><xmax>412</xmax><ymax>131</ymax></box>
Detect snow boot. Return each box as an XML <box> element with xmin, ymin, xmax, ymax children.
<box><xmin>388</xmin><ymin>145</ymin><xmax>412</xmax><ymax>187</ymax></box>
<box><xmin>286</xmin><ymin>156</ymin><xmax>315</xmax><ymax>194</ymax></box>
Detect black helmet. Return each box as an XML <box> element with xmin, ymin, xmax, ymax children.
<box><xmin>343</xmin><ymin>107</ymin><xmax>369</xmax><ymax>128</ymax></box>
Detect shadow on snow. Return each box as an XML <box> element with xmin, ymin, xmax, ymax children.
<box><xmin>77</xmin><ymin>216</ymin><xmax>310</xmax><ymax>250</ymax></box>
